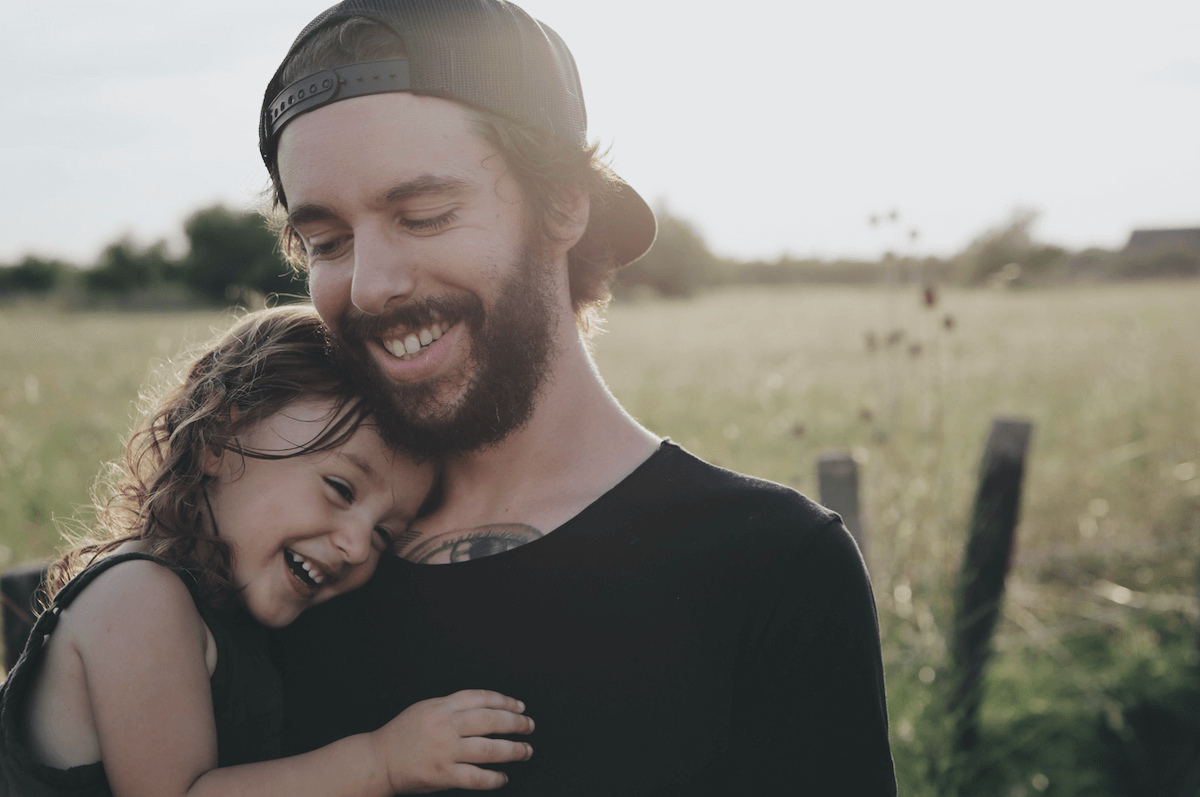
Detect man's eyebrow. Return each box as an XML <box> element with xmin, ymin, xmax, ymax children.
<box><xmin>287</xmin><ymin>203</ymin><xmax>337</xmax><ymax>230</ymax></box>
<box><xmin>379</xmin><ymin>175</ymin><xmax>473</xmax><ymax>204</ymax></box>
<box><xmin>287</xmin><ymin>175</ymin><xmax>473</xmax><ymax>230</ymax></box>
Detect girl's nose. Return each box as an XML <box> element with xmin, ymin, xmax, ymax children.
<box><xmin>331</xmin><ymin>517</ymin><xmax>375</xmax><ymax>567</ymax></box>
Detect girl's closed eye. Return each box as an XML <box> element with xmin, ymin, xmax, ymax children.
<box><xmin>324</xmin><ymin>477</ymin><xmax>355</xmax><ymax>503</ymax></box>
<box><xmin>373</xmin><ymin>526</ymin><xmax>394</xmax><ymax>551</ymax></box>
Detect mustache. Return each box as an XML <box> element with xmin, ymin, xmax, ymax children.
<box><xmin>335</xmin><ymin>294</ymin><xmax>485</xmax><ymax>342</ymax></box>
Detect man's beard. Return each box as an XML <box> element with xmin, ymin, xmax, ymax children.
<box><xmin>329</xmin><ymin>241</ymin><xmax>559</xmax><ymax>460</ymax></box>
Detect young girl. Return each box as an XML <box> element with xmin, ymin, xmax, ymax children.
<box><xmin>0</xmin><ymin>306</ymin><xmax>533</xmax><ymax>796</ymax></box>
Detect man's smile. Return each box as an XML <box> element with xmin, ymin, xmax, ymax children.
<box><xmin>381</xmin><ymin>318</ymin><xmax>452</xmax><ymax>361</ymax></box>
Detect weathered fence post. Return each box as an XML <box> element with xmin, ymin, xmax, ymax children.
<box><xmin>817</xmin><ymin>450</ymin><xmax>867</xmax><ymax>565</ymax></box>
<box><xmin>2</xmin><ymin>561</ymin><xmax>49</xmax><ymax>672</ymax></box>
<box><xmin>948</xmin><ymin>417</ymin><xmax>1033</xmax><ymax>761</ymax></box>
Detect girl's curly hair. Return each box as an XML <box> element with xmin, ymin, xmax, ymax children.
<box><xmin>45</xmin><ymin>305</ymin><xmax>373</xmax><ymax>609</ymax></box>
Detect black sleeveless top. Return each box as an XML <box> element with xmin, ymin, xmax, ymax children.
<box><xmin>0</xmin><ymin>553</ymin><xmax>283</xmax><ymax>796</ymax></box>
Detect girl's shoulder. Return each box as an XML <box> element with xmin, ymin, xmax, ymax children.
<box><xmin>18</xmin><ymin>554</ymin><xmax>219</xmax><ymax>770</ymax></box>
<box><xmin>55</xmin><ymin>554</ymin><xmax>214</xmax><ymax>672</ymax></box>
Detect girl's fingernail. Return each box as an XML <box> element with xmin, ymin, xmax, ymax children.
<box><xmin>517</xmin><ymin>700</ymin><xmax>526</xmax><ymax>712</ymax></box>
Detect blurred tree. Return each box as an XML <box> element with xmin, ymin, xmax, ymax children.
<box><xmin>85</xmin><ymin>239</ymin><xmax>173</xmax><ymax>293</ymax></box>
<box><xmin>180</xmin><ymin>206</ymin><xmax>305</xmax><ymax>302</ymax></box>
<box><xmin>0</xmin><ymin>256</ymin><xmax>73</xmax><ymax>294</ymax></box>
<box><xmin>615</xmin><ymin>207</ymin><xmax>718</xmax><ymax>298</ymax></box>
<box><xmin>956</xmin><ymin>208</ymin><xmax>1040</xmax><ymax>285</ymax></box>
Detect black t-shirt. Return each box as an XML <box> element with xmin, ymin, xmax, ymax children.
<box><xmin>274</xmin><ymin>441</ymin><xmax>896</xmax><ymax>795</ymax></box>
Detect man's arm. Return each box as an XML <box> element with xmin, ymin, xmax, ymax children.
<box><xmin>729</xmin><ymin>520</ymin><xmax>897</xmax><ymax>794</ymax></box>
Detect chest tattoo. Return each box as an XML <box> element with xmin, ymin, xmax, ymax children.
<box><xmin>400</xmin><ymin>523</ymin><xmax>545</xmax><ymax>564</ymax></box>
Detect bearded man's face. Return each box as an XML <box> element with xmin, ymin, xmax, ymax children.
<box><xmin>330</xmin><ymin>240</ymin><xmax>559</xmax><ymax>459</ymax></box>
<box><xmin>277</xmin><ymin>93</ymin><xmax>565</xmax><ymax>458</ymax></box>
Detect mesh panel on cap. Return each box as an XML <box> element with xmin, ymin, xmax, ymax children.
<box><xmin>270</xmin><ymin>0</ymin><xmax>586</xmax><ymax>149</ymax></box>
<box><xmin>260</xmin><ymin>0</ymin><xmax>657</xmax><ymax>267</ymax></box>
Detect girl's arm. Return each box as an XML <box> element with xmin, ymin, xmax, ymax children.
<box><xmin>71</xmin><ymin>561</ymin><xmax>531</xmax><ymax>797</ymax></box>
<box><xmin>191</xmin><ymin>690</ymin><xmax>533</xmax><ymax>796</ymax></box>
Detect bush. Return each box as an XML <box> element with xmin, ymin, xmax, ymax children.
<box><xmin>614</xmin><ymin>209</ymin><xmax>718</xmax><ymax>298</ymax></box>
<box><xmin>179</xmin><ymin>206</ymin><xmax>305</xmax><ymax>302</ymax></box>
<box><xmin>0</xmin><ymin>257</ymin><xmax>73</xmax><ymax>294</ymax></box>
<box><xmin>85</xmin><ymin>240</ymin><xmax>173</xmax><ymax>293</ymax></box>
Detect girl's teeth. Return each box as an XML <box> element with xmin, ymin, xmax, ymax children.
<box><xmin>403</xmin><ymin>334</ymin><xmax>421</xmax><ymax>354</ymax></box>
<box><xmin>419</xmin><ymin>329</ymin><xmax>433</xmax><ymax>346</ymax></box>
<box><xmin>290</xmin><ymin>551</ymin><xmax>324</xmax><ymax>585</ymax></box>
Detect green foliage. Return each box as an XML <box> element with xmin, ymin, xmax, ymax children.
<box><xmin>1116</xmin><ymin>247</ymin><xmax>1200</xmax><ymax>280</ymax></box>
<box><xmin>85</xmin><ymin>239</ymin><xmax>173</xmax><ymax>293</ymax></box>
<box><xmin>180</xmin><ymin>206</ymin><xmax>304</xmax><ymax>302</ymax></box>
<box><xmin>729</xmin><ymin>255</ymin><xmax>957</xmax><ymax>286</ymax></box>
<box><xmin>9</xmin><ymin>204</ymin><xmax>1196</xmax><ymax>305</ymax></box>
<box><xmin>1098</xmin><ymin>621</ymin><xmax>1200</xmax><ymax>797</ymax></box>
<box><xmin>0</xmin><ymin>257</ymin><xmax>74</xmax><ymax>294</ymax></box>
<box><xmin>16</xmin><ymin>205</ymin><xmax>307</xmax><ymax>307</ymax></box>
<box><xmin>614</xmin><ymin>208</ymin><xmax>718</xmax><ymax>298</ymax></box>
<box><xmin>955</xmin><ymin>208</ymin><xmax>1039</xmax><ymax>285</ymax></box>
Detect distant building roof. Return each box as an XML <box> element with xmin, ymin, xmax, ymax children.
<box><xmin>1124</xmin><ymin>228</ymin><xmax>1200</xmax><ymax>253</ymax></box>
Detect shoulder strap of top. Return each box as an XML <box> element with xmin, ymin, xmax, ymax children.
<box><xmin>52</xmin><ymin>552</ymin><xmax>170</xmax><ymax>611</ymax></box>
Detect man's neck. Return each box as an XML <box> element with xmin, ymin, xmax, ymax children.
<box><xmin>396</xmin><ymin>327</ymin><xmax>660</xmax><ymax>564</ymax></box>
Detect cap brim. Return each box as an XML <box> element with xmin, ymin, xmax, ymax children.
<box><xmin>593</xmin><ymin>174</ymin><xmax>656</xmax><ymax>268</ymax></box>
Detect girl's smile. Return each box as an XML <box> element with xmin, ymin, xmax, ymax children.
<box><xmin>202</xmin><ymin>398</ymin><xmax>435</xmax><ymax>628</ymax></box>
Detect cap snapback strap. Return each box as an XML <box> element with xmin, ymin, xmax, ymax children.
<box><xmin>265</xmin><ymin>59</ymin><xmax>411</xmax><ymax>143</ymax></box>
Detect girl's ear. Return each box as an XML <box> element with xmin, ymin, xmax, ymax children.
<box><xmin>201</xmin><ymin>444</ymin><xmax>226</xmax><ymax>478</ymax></box>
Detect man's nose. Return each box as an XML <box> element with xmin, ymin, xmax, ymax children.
<box><xmin>349</xmin><ymin>224</ymin><xmax>417</xmax><ymax>315</ymax></box>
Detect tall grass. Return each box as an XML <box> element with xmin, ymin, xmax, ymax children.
<box><xmin>595</xmin><ymin>282</ymin><xmax>1200</xmax><ymax>795</ymax></box>
<box><xmin>0</xmin><ymin>308</ymin><xmax>239</xmax><ymax>564</ymax></box>
<box><xmin>2</xmin><ymin>282</ymin><xmax>1198</xmax><ymax>794</ymax></box>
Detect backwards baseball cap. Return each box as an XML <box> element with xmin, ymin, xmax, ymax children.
<box><xmin>259</xmin><ymin>0</ymin><xmax>656</xmax><ymax>268</ymax></box>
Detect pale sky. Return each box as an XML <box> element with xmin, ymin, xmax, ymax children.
<box><xmin>3</xmin><ymin>0</ymin><xmax>1198</xmax><ymax>266</ymax></box>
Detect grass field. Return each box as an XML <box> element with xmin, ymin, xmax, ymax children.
<box><xmin>2</xmin><ymin>282</ymin><xmax>1199</xmax><ymax>794</ymax></box>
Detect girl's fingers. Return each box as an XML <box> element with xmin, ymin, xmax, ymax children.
<box><xmin>456</xmin><ymin>707</ymin><xmax>536</xmax><ymax>737</ymax></box>
<box><xmin>444</xmin><ymin>689</ymin><xmax>527</xmax><ymax>714</ymax></box>
<box><xmin>458</xmin><ymin>737</ymin><xmax>535</xmax><ymax>764</ymax></box>
<box><xmin>446</xmin><ymin>762</ymin><xmax>510</xmax><ymax>791</ymax></box>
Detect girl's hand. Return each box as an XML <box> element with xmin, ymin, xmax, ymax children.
<box><xmin>370</xmin><ymin>689</ymin><xmax>534</xmax><ymax>793</ymax></box>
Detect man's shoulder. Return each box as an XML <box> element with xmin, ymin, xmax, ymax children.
<box><xmin>613</xmin><ymin>440</ymin><xmax>842</xmax><ymax>547</ymax></box>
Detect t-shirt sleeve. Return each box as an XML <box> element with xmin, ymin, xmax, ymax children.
<box><xmin>729</xmin><ymin>518</ymin><xmax>897</xmax><ymax>795</ymax></box>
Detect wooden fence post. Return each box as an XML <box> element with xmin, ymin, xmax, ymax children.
<box><xmin>2</xmin><ymin>561</ymin><xmax>49</xmax><ymax>672</ymax></box>
<box><xmin>817</xmin><ymin>450</ymin><xmax>867</xmax><ymax>564</ymax></box>
<box><xmin>948</xmin><ymin>417</ymin><xmax>1033</xmax><ymax>760</ymax></box>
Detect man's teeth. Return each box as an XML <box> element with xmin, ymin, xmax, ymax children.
<box><xmin>289</xmin><ymin>550</ymin><xmax>324</xmax><ymax>585</ymax></box>
<box><xmin>385</xmin><ymin>321</ymin><xmax>450</xmax><ymax>360</ymax></box>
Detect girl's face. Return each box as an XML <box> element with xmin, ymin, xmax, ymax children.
<box><xmin>203</xmin><ymin>398</ymin><xmax>435</xmax><ymax>628</ymax></box>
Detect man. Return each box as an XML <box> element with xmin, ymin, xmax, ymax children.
<box><xmin>264</xmin><ymin>1</ymin><xmax>896</xmax><ymax>793</ymax></box>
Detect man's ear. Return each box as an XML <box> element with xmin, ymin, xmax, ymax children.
<box><xmin>547</xmin><ymin>189</ymin><xmax>590</xmax><ymax>252</ymax></box>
